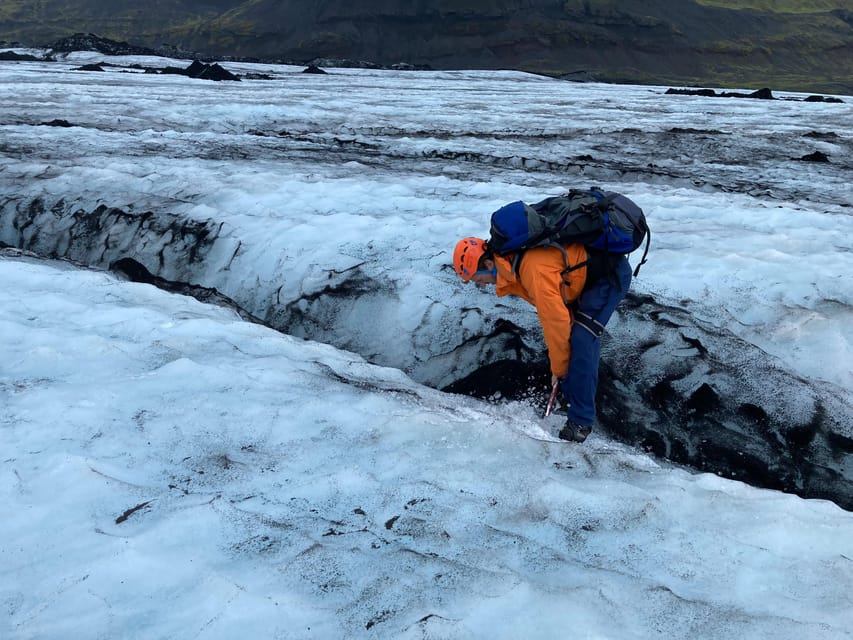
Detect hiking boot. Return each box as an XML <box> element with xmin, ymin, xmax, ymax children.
<box><xmin>558</xmin><ymin>421</ymin><xmax>592</xmax><ymax>443</ymax></box>
<box><xmin>573</xmin><ymin>424</ymin><xmax>592</xmax><ymax>443</ymax></box>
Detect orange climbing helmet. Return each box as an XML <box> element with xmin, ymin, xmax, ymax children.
<box><xmin>453</xmin><ymin>237</ymin><xmax>488</xmax><ymax>281</ymax></box>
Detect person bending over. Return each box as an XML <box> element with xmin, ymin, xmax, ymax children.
<box><xmin>453</xmin><ymin>236</ymin><xmax>631</xmax><ymax>442</ymax></box>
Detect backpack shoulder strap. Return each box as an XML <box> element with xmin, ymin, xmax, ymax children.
<box><xmin>514</xmin><ymin>243</ymin><xmax>592</xmax><ymax>300</ymax></box>
<box><xmin>512</xmin><ymin>240</ymin><xmax>577</xmax><ymax>276</ymax></box>
<box><xmin>633</xmin><ymin>227</ymin><xmax>651</xmax><ymax>277</ymax></box>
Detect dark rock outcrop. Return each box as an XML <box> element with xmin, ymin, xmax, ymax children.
<box><xmin>50</xmin><ymin>32</ymin><xmax>158</xmax><ymax>57</ymax></box>
<box><xmin>73</xmin><ymin>63</ymin><xmax>105</xmax><ymax>72</ymax></box>
<box><xmin>797</xmin><ymin>151</ymin><xmax>831</xmax><ymax>163</ymax></box>
<box><xmin>39</xmin><ymin>119</ymin><xmax>74</xmax><ymax>127</ymax></box>
<box><xmin>667</xmin><ymin>87</ymin><xmax>845</xmax><ymax>103</ymax></box>
<box><xmin>804</xmin><ymin>95</ymin><xmax>844</xmax><ymax>103</ymax></box>
<box><xmin>307</xmin><ymin>57</ymin><xmax>382</xmax><ymax>69</ymax></box>
<box><xmin>666</xmin><ymin>87</ymin><xmax>775</xmax><ymax>100</ymax></box>
<box><xmin>0</xmin><ymin>50</ymin><xmax>40</xmax><ymax>61</ymax></box>
<box><xmin>161</xmin><ymin>60</ymin><xmax>240</xmax><ymax>81</ymax></box>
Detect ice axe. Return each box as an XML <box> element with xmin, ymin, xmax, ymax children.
<box><xmin>543</xmin><ymin>379</ymin><xmax>559</xmax><ymax>418</ymax></box>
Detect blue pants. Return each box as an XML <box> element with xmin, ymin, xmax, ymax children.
<box><xmin>561</xmin><ymin>256</ymin><xmax>632</xmax><ymax>427</ymax></box>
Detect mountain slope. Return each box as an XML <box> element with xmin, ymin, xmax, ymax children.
<box><xmin>1</xmin><ymin>0</ymin><xmax>851</xmax><ymax>92</ymax></box>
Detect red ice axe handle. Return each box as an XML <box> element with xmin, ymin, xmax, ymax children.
<box><xmin>544</xmin><ymin>380</ymin><xmax>559</xmax><ymax>418</ymax></box>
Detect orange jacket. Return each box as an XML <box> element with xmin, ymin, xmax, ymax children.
<box><xmin>493</xmin><ymin>244</ymin><xmax>588</xmax><ymax>377</ymax></box>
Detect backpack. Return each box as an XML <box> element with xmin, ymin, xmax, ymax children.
<box><xmin>488</xmin><ymin>187</ymin><xmax>650</xmax><ymax>277</ymax></box>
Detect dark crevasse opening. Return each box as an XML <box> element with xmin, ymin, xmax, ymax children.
<box><xmin>3</xmin><ymin>197</ymin><xmax>852</xmax><ymax>511</ymax></box>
